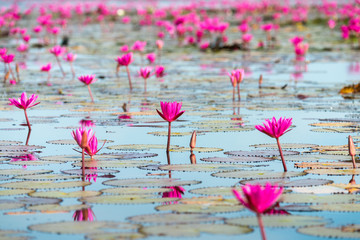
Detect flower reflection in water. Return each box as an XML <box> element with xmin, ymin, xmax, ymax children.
<box><xmin>11</xmin><ymin>153</ymin><xmax>37</xmax><ymax>168</ymax></box>
<box><xmin>73</xmin><ymin>208</ymin><xmax>95</xmax><ymax>222</ymax></box>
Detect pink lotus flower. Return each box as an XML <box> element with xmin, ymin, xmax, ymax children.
<box><xmin>9</xmin><ymin>92</ymin><xmax>40</xmax><ymax>130</ymax></box>
<box><xmin>156</xmin><ymin>39</ymin><xmax>164</xmax><ymax>50</ymax></box>
<box><xmin>155</xmin><ymin>65</ymin><xmax>166</xmax><ymax>78</ymax></box>
<box><xmin>228</xmin><ymin>69</ymin><xmax>244</xmax><ymax>101</ymax></box>
<box><xmin>80</xmin><ymin>119</ymin><xmax>95</xmax><ymax>128</ymax></box>
<box><xmin>139</xmin><ymin>67</ymin><xmax>152</xmax><ymax>79</ymax></box>
<box><xmin>200</xmin><ymin>41</ymin><xmax>210</xmax><ymax>50</ymax></box>
<box><xmin>233</xmin><ymin>183</ymin><xmax>283</xmax><ymax>214</ymax></box>
<box><xmin>17</xmin><ymin>44</ymin><xmax>28</xmax><ymax>53</ymax></box>
<box><xmin>294</xmin><ymin>43</ymin><xmax>309</xmax><ymax>56</ymax></box>
<box><xmin>162</xmin><ymin>186</ymin><xmax>185</xmax><ymax>198</ymax></box>
<box><xmin>50</xmin><ymin>26</ymin><xmax>60</xmax><ymax>35</ymax></box>
<box><xmin>23</xmin><ymin>35</ymin><xmax>30</xmax><ymax>42</ymax></box>
<box><xmin>132</xmin><ymin>40</ymin><xmax>146</xmax><ymax>52</ymax></box>
<box><xmin>242</xmin><ymin>33</ymin><xmax>253</xmax><ymax>43</ymax></box>
<box><xmin>233</xmin><ymin>183</ymin><xmax>283</xmax><ymax>240</ymax></box>
<box><xmin>41</xmin><ymin>63</ymin><xmax>51</xmax><ymax>72</ymax></box>
<box><xmin>238</xmin><ymin>23</ymin><xmax>250</xmax><ymax>33</ymax></box>
<box><xmin>115</xmin><ymin>52</ymin><xmax>133</xmax><ymax>66</ymax></box>
<box><xmin>157</xmin><ymin>101</ymin><xmax>185</xmax><ymax>123</ymax></box>
<box><xmin>64</xmin><ymin>53</ymin><xmax>76</xmax><ymax>62</ymax></box>
<box><xmin>33</xmin><ymin>25</ymin><xmax>42</xmax><ymax>33</ymax></box>
<box><xmin>78</xmin><ymin>75</ymin><xmax>96</xmax><ymax>102</ymax></box>
<box><xmin>290</xmin><ymin>36</ymin><xmax>303</xmax><ymax>46</ymax></box>
<box><xmin>1</xmin><ymin>54</ymin><xmax>14</xmax><ymax>63</ymax></box>
<box><xmin>146</xmin><ymin>53</ymin><xmax>156</xmax><ymax>64</ymax></box>
<box><xmin>49</xmin><ymin>45</ymin><xmax>65</xmax><ymax>57</ymax></box>
<box><xmin>255</xmin><ymin>117</ymin><xmax>292</xmax><ymax>171</ymax></box>
<box><xmin>73</xmin><ymin>208</ymin><xmax>95</xmax><ymax>221</ymax></box>
<box><xmin>157</xmin><ymin>101</ymin><xmax>185</xmax><ymax>152</ymax></box>
<box><xmin>120</xmin><ymin>45</ymin><xmax>129</xmax><ymax>52</ymax></box>
<box><xmin>71</xmin><ymin>127</ymin><xmax>94</xmax><ymax>149</ymax></box>
<box><xmin>328</xmin><ymin>19</ymin><xmax>336</xmax><ymax>29</ymax></box>
<box><xmin>0</xmin><ymin>48</ymin><xmax>7</xmax><ymax>56</ymax></box>
<box><xmin>115</xmin><ymin>52</ymin><xmax>133</xmax><ymax>91</ymax></box>
<box><xmin>261</xmin><ymin>23</ymin><xmax>273</xmax><ymax>32</ymax></box>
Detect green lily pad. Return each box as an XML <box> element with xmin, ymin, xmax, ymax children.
<box><xmin>101</xmin><ymin>187</ymin><xmax>172</xmax><ymax>195</ymax></box>
<box><xmin>71</xmin><ymin>160</ymin><xmax>159</xmax><ymax>168</ymax></box>
<box><xmin>250</xmin><ymin>143</ymin><xmax>318</xmax><ymax>149</ymax></box>
<box><xmin>212</xmin><ymin>170</ymin><xmax>305</xmax><ymax>179</ymax></box>
<box><xmin>27</xmin><ymin>204</ymin><xmax>90</xmax><ymax>212</ymax></box>
<box><xmin>0</xmin><ymin>202</ymin><xmax>25</xmax><ymax>210</ymax></box>
<box><xmin>240</xmin><ymin>178</ymin><xmax>333</xmax><ymax>188</ymax></box>
<box><xmin>281</xmin><ymin>193</ymin><xmax>360</xmax><ymax>204</ymax></box>
<box><xmin>159</xmin><ymin>164</ymin><xmax>251</xmax><ymax>172</ymax></box>
<box><xmin>298</xmin><ymin>225</ymin><xmax>360</xmax><ymax>239</ymax></box>
<box><xmin>8</xmin><ymin>161</ymin><xmax>63</xmax><ymax>166</ymax></box>
<box><xmin>0</xmin><ymin>189</ymin><xmax>35</xmax><ymax>196</ymax></box>
<box><xmin>29</xmin><ymin>221</ymin><xmax>140</xmax><ymax>234</ymax></box>
<box><xmin>85</xmin><ymin>232</ymin><xmax>145</xmax><ymax>240</ymax></box>
<box><xmin>277</xmin><ymin>154</ymin><xmax>351</xmax><ymax>162</ymax></box>
<box><xmin>310</xmin><ymin>203</ymin><xmax>360</xmax><ymax>212</ymax></box>
<box><xmin>295</xmin><ymin>162</ymin><xmax>356</xmax><ymax>169</ymax></box>
<box><xmin>170</xmin><ymin>147</ymin><xmax>224</xmax><ymax>152</ymax></box>
<box><xmin>80</xmin><ymin>195</ymin><xmax>179</xmax><ymax>204</ymax></box>
<box><xmin>0</xmin><ymin>230</ymin><xmax>31</xmax><ymax>240</ymax></box>
<box><xmin>128</xmin><ymin>213</ymin><xmax>223</xmax><ymax>224</ymax></box>
<box><xmin>29</xmin><ymin>190</ymin><xmax>101</xmax><ymax>198</ymax></box>
<box><xmin>0</xmin><ymin>181</ymin><xmax>91</xmax><ymax>189</ymax></box>
<box><xmin>103</xmin><ymin>178</ymin><xmax>201</xmax><ymax>188</ymax></box>
<box><xmin>140</xmin><ymin>224</ymin><xmax>252</xmax><ymax>237</ymax></box>
<box><xmin>0</xmin><ymin>169</ymin><xmax>53</xmax><ymax>176</ymax></box>
<box><xmin>46</xmin><ymin>139</ymin><xmax>110</xmax><ymax>145</ymax></box>
<box><xmin>14</xmin><ymin>174</ymin><xmax>79</xmax><ymax>181</ymax></box>
<box><xmin>226</xmin><ymin>215</ymin><xmax>328</xmax><ymax>228</ymax></box>
<box><xmin>201</xmin><ymin>156</ymin><xmax>274</xmax><ymax>163</ymax></box>
<box><xmin>0</xmin><ymin>145</ymin><xmax>45</xmax><ymax>152</ymax></box>
<box><xmin>107</xmin><ymin>144</ymin><xmax>181</xmax><ymax>151</ymax></box>
<box><xmin>305</xmin><ymin>169</ymin><xmax>360</xmax><ymax>175</ymax></box>
<box><xmin>225</xmin><ymin>150</ymin><xmax>299</xmax><ymax>157</ymax></box>
<box><xmin>189</xmin><ymin>186</ymin><xmax>243</xmax><ymax>196</ymax></box>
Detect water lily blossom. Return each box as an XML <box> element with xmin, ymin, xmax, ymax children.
<box><xmin>78</xmin><ymin>75</ymin><xmax>96</xmax><ymax>103</ymax></box>
<box><xmin>139</xmin><ymin>67</ymin><xmax>152</xmax><ymax>92</ymax></box>
<box><xmin>156</xmin><ymin>101</ymin><xmax>185</xmax><ymax>152</ymax></box>
<box><xmin>227</xmin><ymin>69</ymin><xmax>244</xmax><ymax>101</ymax></box>
<box><xmin>115</xmin><ymin>52</ymin><xmax>133</xmax><ymax>91</ymax></box>
<box><xmin>9</xmin><ymin>92</ymin><xmax>40</xmax><ymax>130</ymax></box>
<box><xmin>233</xmin><ymin>183</ymin><xmax>283</xmax><ymax>240</ymax></box>
<box><xmin>41</xmin><ymin>63</ymin><xmax>52</xmax><ymax>85</ymax></box>
<box><xmin>64</xmin><ymin>53</ymin><xmax>77</xmax><ymax>77</ymax></box>
<box><xmin>49</xmin><ymin>45</ymin><xmax>66</xmax><ymax>77</ymax></box>
<box><xmin>255</xmin><ymin>117</ymin><xmax>292</xmax><ymax>172</ymax></box>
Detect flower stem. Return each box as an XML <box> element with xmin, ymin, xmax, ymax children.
<box><xmin>81</xmin><ymin>148</ymin><xmax>85</xmax><ymax>176</ymax></box>
<box><xmin>276</xmin><ymin>137</ymin><xmax>287</xmax><ymax>172</ymax></box>
<box><xmin>232</xmin><ymin>87</ymin><xmax>235</xmax><ymax>101</ymax></box>
<box><xmin>70</xmin><ymin>62</ymin><xmax>75</xmax><ymax>79</ymax></box>
<box><xmin>55</xmin><ymin>56</ymin><xmax>66</xmax><ymax>78</ymax></box>
<box><xmin>237</xmin><ymin>84</ymin><xmax>241</xmax><ymax>101</ymax></box>
<box><xmin>126</xmin><ymin>66</ymin><xmax>133</xmax><ymax>91</ymax></box>
<box><xmin>24</xmin><ymin>109</ymin><xmax>31</xmax><ymax>130</ymax></box>
<box><xmin>166</xmin><ymin>122</ymin><xmax>171</xmax><ymax>152</ymax></box>
<box><xmin>25</xmin><ymin>128</ymin><xmax>31</xmax><ymax>146</ymax></box>
<box><xmin>7</xmin><ymin>63</ymin><xmax>16</xmax><ymax>82</ymax></box>
<box><xmin>257</xmin><ymin>213</ymin><xmax>267</xmax><ymax>240</ymax></box>
<box><xmin>351</xmin><ymin>155</ymin><xmax>356</xmax><ymax>169</ymax></box>
<box><xmin>144</xmin><ymin>79</ymin><xmax>147</xmax><ymax>93</ymax></box>
<box><xmin>87</xmin><ymin>85</ymin><xmax>94</xmax><ymax>103</ymax></box>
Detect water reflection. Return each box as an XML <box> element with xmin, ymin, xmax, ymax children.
<box><xmin>10</xmin><ymin>153</ymin><xmax>37</xmax><ymax>169</ymax></box>
<box><xmin>73</xmin><ymin>208</ymin><xmax>96</xmax><ymax>222</ymax></box>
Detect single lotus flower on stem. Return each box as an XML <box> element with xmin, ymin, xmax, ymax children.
<box><xmin>41</xmin><ymin>63</ymin><xmax>52</xmax><ymax>85</ymax></box>
<box><xmin>230</xmin><ymin>69</ymin><xmax>244</xmax><ymax>101</ymax></box>
<box><xmin>120</xmin><ymin>45</ymin><xmax>129</xmax><ymax>53</ymax></box>
<box><xmin>132</xmin><ymin>40</ymin><xmax>147</xmax><ymax>64</ymax></box>
<box><xmin>1</xmin><ymin>54</ymin><xmax>16</xmax><ymax>83</ymax></box>
<box><xmin>294</xmin><ymin>43</ymin><xmax>309</xmax><ymax>58</ymax></box>
<box><xmin>115</xmin><ymin>52</ymin><xmax>133</xmax><ymax>91</ymax></box>
<box><xmin>156</xmin><ymin>39</ymin><xmax>163</xmax><ymax>63</ymax></box>
<box><xmin>259</xmin><ymin>74</ymin><xmax>263</xmax><ymax>89</ymax></box>
<box><xmin>348</xmin><ymin>135</ymin><xmax>357</xmax><ymax>169</ymax></box>
<box><xmin>289</xmin><ymin>36</ymin><xmax>303</xmax><ymax>46</ymax></box>
<box><xmin>146</xmin><ymin>53</ymin><xmax>156</xmax><ymax>64</ymax></box>
<box><xmin>85</xmin><ymin>134</ymin><xmax>106</xmax><ymax>159</ymax></box>
<box><xmin>49</xmin><ymin>45</ymin><xmax>66</xmax><ymax>77</ymax></box>
<box><xmin>71</xmin><ymin>127</ymin><xmax>93</xmax><ymax>176</ymax></box>
<box><xmin>233</xmin><ymin>183</ymin><xmax>283</xmax><ymax>240</ymax></box>
<box><xmin>156</xmin><ymin>101</ymin><xmax>185</xmax><ymax>152</ymax></box>
<box><xmin>139</xmin><ymin>67</ymin><xmax>152</xmax><ymax>92</ymax></box>
<box><xmin>78</xmin><ymin>75</ymin><xmax>97</xmax><ymax>103</ymax></box>
<box><xmin>73</xmin><ymin>208</ymin><xmax>95</xmax><ymax>222</ymax></box>
<box><xmin>16</xmin><ymin>44</ymin><xmax>28</xmax><ymax>53</ymax></box>
<box><xmin>9</xmin><ymin>92</ymin><xmax>40</xmax><ymax>131</ymax></box>
<box><xmin>64</xmin><ymin>53</ymin><xmax>77</xmax><ymax>78</ymax></box>
<box><xmin>255</xmin><ymin>117</ymin><xmax>292</xmax><ymax>172</ymax></box>
<box><xmin>155</xmin><ymin>65</ymin><xmax>166</xmax><ymax>82</ymax></box>
<box><xmin>162</xmin><ymin>186</ymin><xmax>185</xmax><ymax>204</ymax></box>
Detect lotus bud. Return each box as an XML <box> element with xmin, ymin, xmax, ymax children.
<box><xmin>259</xmin><ymin>74</ymin><xmax>263</xmax><ymax>88</ymax></box>
<box><xmin>190</xmin><ymin>130</ymin><xmax>196</xmax><ymax>149</ymax></box>
<box><xmin>190</xmin><ymin>153</ymin><xmax>196</xmax><ymax>164</ymax></box>
<box><xmin>349</xmin><ymin>135</ymin><xmax>356</xmax><ymax>157</ymax></box>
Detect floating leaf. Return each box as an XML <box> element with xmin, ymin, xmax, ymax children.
<box><xmin>226</xmin><ymin>215</ymin><xmax>327</xmax><ymax>228</ymax></box>
<box><xmin>212</xmin><ymin>170</ymin><xmax>305</xmax><ymax>179</ymax></box>
<box><xmin>101</xmin><ymin>187</ymin><xmax>171</xmax><ymax>195</ymax></box>
<box><xmin>0</xmin><ymin>202</ymin><xmax>25</xmax><ymax>210</ymax></box>
<box><xmin>0</xmin><ymin>145</ymin><xmax>45</xmax><ymax>152</ymax></box>
<box><xmin>107</xmin><ymin>144</ymin><xmax>181</xmax><ymax>151</ymax></box>
<box><xmin>0</xmin><ymin>169</ymin><xmax>52</xmax><ymax>176</ymax></box>
<box><xmin>128</xmin><ymin>213</ymin><xmax>223</xmax><ymax>224</ymax></box>
<box><xmin>159</xmin><ymin>164</ymin><xmax>251</xmax><ymax>172</ymax></box>
<box><xmin>71</xmin><ymin>160</ymin><xmax>159</xmax><ymax>168</ymax></box>
<box><xmin>281</xmin><ymin>193</ymin><xmax>360</xmax><ymax>204</ymax></box>
<box><xmin>148</xmin><ymin>131</ymin><xmax>194</xmax><ymax>136</ymax></box>
<box><xmin>189</xmin><ymin>187</ymin><xmax>243</xmax><ymax>196</ymax></box>
<box><xmin>0</xmin><ymin>140</ymin><xmax>22</xmax><ymax>145</ymax></box>
<box><xmin>14</xmin><ymin>174</ymin><xmax>78</xmax><ymax>181</ymax></box>
<box><xmin>85</xmin><ymin>232</ymin><xmax>145</xmax><ymax>240</ymax></box>
<box><xmin>46</xmin><ymin>139</ymin><xmax>111</xmax><ymax>145</ymax></box>
<box><xmin>225</xmin><ymin>150</ymin><xmax>299</xmax><ymax>157</ymax></box>
<box><xmin>310</xmin><ymin>122</ymin><xmax>357</xmax><ymax>127</ymax></box>
<box><xmin>170</xmin><ymin>147</ymin><xmax>223</xmax><ymax>152</ymax></box>
<box><xmin>0</xmin><ymin>181</ymin><xmax>91</xmax><ymax>189</ymax></box>
<box><xmin>280</xmin><ymin>154</ymin><xmax>351</xmax><ymax>162</ymax></box>
<box><xmin>298</xmin><ymin>225</ymin><xmax>360</xmax><ymax>239</ymax></box>
<box><xmin>27</xmin><ymin>204</ymin><xmax>89</xmax><ymax>212</ymax></box>
<box><xmin>29</xmin><ymin>221</ymin><xmax>139</xmax><ymax>234</ymax></box>
<box><xmin>310</xmin><ymin>203</ymin><xmax>360</xmax><ymax>212</ymax></box>
<box><xmin>240</xmin><ymin>178</ymin><xmax>333</xmax><ymax>187</ymax></box>
<box><xmin>103</xmin><ymin>178</ymin><xmax>201</xmax><ymax>188</ymax></box>
<box><xmin>29</xmin><ymin>190</ymin><xmax>101</xmax><ymax>198</ymax></box>
<box><xmin>311</xmin><ymin>128</ymin><xmax>358</xmax><ymax>133</ymax></box>
<box><xmin>201</xmin><ymin>156</ymin><xmax>274</xmax><ymax>163</ymax></box>
<box><xmin>62</xmin><ymin>169</ymin><xmax>119</xmax><ymax>175</ymax></box>
<box><xmin>8</xmin><ymin>160</ymin><xmax>62</xmax><ymax>166</ymax></box>
<box><xmin>0</xmin><ymin>189</ymin><xmax>34</xmax><ymax>196</ymax></box>
<box><xmin>16</xmin><ymin>196</ymin><xmax>61</xmax><ymax>205</ymax></box>
<box><xmin>250</xmin><ymin>143</ymin><xmax>318</xmax><ymax>149</ymax></box>
<box><xmin>0</xmin><ymin>230</ymin><xmax>31</xmax><ymax>240</ymax></box>
<box><xmin>80</xmin><ymin>195</ymin><xmax>178</xmax><ymax>204</ymax></box>
<box><xmin>305</xmin><ymin>169</ymin><xmax>360</xmax><ymax>175</ymax></box>
<box><xmin>141</xmin><ymin>224</ymin><xmax>252</xmax><ymax>237</ymax></box>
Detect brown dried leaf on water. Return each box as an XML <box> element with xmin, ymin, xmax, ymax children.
<box><xmin>298</xmin><ymin>225</ymin><xmax>360</xmax><ymax>239</ymax></box>
<box><xmin>140</xmin><ymin>224</ymin><xmax>252</xmax><ymax>237</ymax></box>
<box><xmin>240</xmin><ymin>178</ymin><xmax>333</xmax><ymax>188</ymax></box>
<box><xmin>339</xmin><ymin>83</ymin><xmax>360</xmax><ymax>94</ymax></box>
